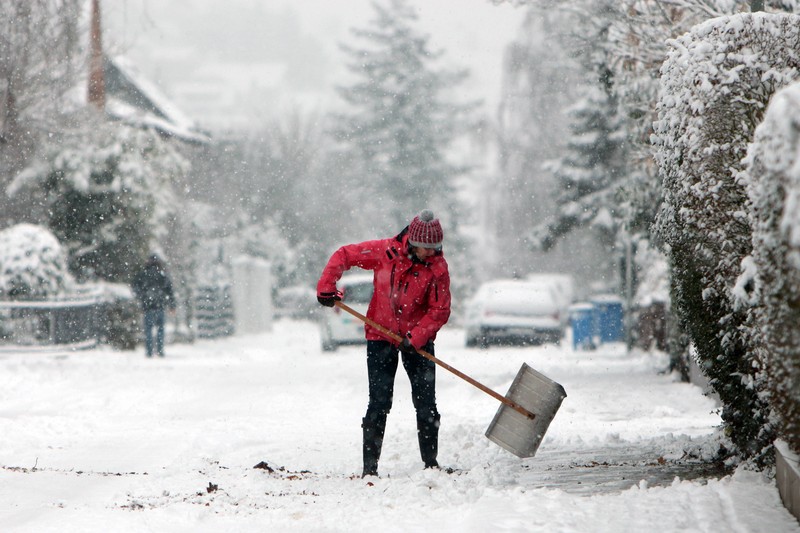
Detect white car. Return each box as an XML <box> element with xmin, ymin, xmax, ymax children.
<box><xmin>274</xmin><ymin>285</ymin><xmax>318</xmax><ymax>320</ymax></box>
<box><xmin>526</xmin><ymin>273</ymin><xmax>575</xmax><ymax>328</ymax></box>
<box><xmin>526</xmin><ymin>273</ymin><xmax>575</xmax><ymax>311</ymax></box>
<box><xmin>465</xmin><ymin>279</ymin><xmax>564</xmax><ymax>348</ymax></box>
<box><xmin>319</xmin><ymin>273</ymin><xmax>374</xmax><ymax>351</ymax></box>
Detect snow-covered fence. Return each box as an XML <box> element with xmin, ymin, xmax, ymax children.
<box><xmin>653</xmin><ymin>12</ymin><xmax>800</xmax><ymax>465</ymax></box>
<box><xmin>231</xmin><ymin>255</ymin><xmax>272</xmax><ymax>335</ymax></box>
<box><xmin>194</xmin><ymin>285</ymin><xmax>234</xmax><ymax>339</ymax></box>
<box><xmin>0</xmin><ymin>294</ymin><xmax>100</xmax><ymax>351</ymax></box>
<box><xmin>192</xmin><ymin>255</ymin><xmax>235</xmax><ymax>339</ymax></box>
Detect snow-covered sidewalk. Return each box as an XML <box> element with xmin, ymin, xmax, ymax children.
<box><xmin>1</xmin><ymin>319</ymin><xmax>798</xmax><ymax>532</ymax></box>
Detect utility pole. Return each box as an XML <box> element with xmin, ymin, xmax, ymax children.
<box><xmin>88</xmin><ymin>0</ymin><xmax>106</xmax><ymax>110</ymax></box>
<box><xmin>617</xmin><ymin>188</ymin><xmax>635</xmax><ymax>354</ymax></box>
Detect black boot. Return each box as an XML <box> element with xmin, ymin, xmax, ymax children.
<box><xmin>362</xmin><ymin>416</ymin><xmax>386</xmax><ymax>477</ymax></box>
<box><xmin>417</xmin><ymin>413</ymin><xmax>440</xmax><ymax>469</ymax></box>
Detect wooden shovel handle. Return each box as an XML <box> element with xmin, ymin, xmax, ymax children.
<box><xmin>334</xmin><ymin>300</ymin><xmax>536</xmax><ymax>420</ymax></box>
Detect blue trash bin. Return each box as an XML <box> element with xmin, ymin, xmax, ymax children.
<box><xmin>569</xmin><ymin>303</ymin><xmax>595</xmax><ymax>350</ymax></box>
<box><xmin>591</xmin><ymin>295</ymin><xmax>624</xmax><ymax>343</ymax></box>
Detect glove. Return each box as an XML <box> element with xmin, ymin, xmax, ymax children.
<box><xmin>399</xmin><ymin>334</ymin><xmax>417</xmax><ymax>354</ymax></box>
<box><xmin>317</xmin><ymin>290</ymin><xmax>342</xmax><ymax>307</ymax></box>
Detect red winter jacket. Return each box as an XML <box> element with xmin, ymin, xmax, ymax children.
<box><xmin>317</xmin><ymin>229</ymin><xmax>451</xmax><ymax>349</ymax></box>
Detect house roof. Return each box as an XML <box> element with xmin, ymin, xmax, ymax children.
<box><xmin>103</xmin><ymin>55</ymin><xmax>211</xmax><ymax>144</ymax></box>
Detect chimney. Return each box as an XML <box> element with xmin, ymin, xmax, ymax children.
<box><xmin>87</xmin><ymin>0</ymin><xmax>106</xmax><ymax>109</ymax></box>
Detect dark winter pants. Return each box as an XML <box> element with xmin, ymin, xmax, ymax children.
<box><xmin>362</xmin><ymin>340</ymin><xmax>440</xmax><ymax>474</ymax></box>
<box><xmin>143</xmin><ymin>309</ymin><xmax>166</xmax><ymax>357</ymax></box>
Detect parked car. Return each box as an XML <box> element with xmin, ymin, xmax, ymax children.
<box><xmin>526</xmin><ymin>273</ymin><xmax>575</xmax><ymax>310</ymax></box>
<box><xmin>465</xmin><ymin>279</ymin><xmax>564</xmax><ymax>348</ymax></box>
<box><xmin>274</xmin><ymin>285</ymin><xmax>317</xmax><ymax>320</ymax></box>
<box><xmin>525</xmin><ymin>273</ymin><xmax>575</xmax><ymax>328</ymax></box>
<box><xmin>319</xmin><ymin>273</ymin><xmax>374</xmax><ymax>351</ymax></box>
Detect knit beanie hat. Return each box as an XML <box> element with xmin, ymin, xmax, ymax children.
<box><xmin>408</xmin><ymin>209</ymin><xmax>444</xmax><ymax>249</ymax></box>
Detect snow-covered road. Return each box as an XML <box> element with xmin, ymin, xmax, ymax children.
<box><xmin>0</xmin><ymin>319</ymin><xmax>797</xmax><ymax>532</ymax></box>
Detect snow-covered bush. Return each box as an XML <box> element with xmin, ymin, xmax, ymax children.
<box><xmin>9</xmin><ymin>116</ymin><xmax>188</xmax><ymax>282</ymax></box>
<box><xmin>741</xmin><ymin>81</ymin><xmax>800</xmax><ymax>455</ymax></box>
<box><xmin>653</xmin><ymin>12</ymin><xmax>800</xmax><ymax>465</ymax></box>
<box><xmin>332</xmin><ymin>0</ymin><xmax>469</xmax><ymax>230</ymax></box>
<box><xmin>0</xmin><ymin>223</ymin><xmax>73</xmax><ymax>299</ymax></box>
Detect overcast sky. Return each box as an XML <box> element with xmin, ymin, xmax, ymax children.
<box><xmin>103</xmin><ymin>0</ymin><xmax>526</xmax><ymax>131</ymax></box>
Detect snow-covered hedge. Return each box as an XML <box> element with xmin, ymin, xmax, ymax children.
<box><xmin>0</xmin><ymin>224</ymin><xmax>73</xmax><ymax>299</ymax></box>
<box><xmin>653</xmin><ymin>13</ymin><xmax>800</xmax><ymax>465</ymax></box>
<box><xmin>741</xmin><ymin>81</ymin><xmax>800</xmax><ymax>455</ymax></box>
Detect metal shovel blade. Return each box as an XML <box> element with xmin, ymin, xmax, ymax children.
<box><xmin>485</xmin><ymin>363</ymin><xmax>567</xmax><ymax>458</ymax></box>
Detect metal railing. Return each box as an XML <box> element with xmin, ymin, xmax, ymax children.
<box><xmin>0</xmin><ymin>291</ymin><xmax>103</xmax><ymax>352</ymax></box>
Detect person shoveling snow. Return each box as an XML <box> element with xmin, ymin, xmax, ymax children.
<box><xmin>317</xmin><ymin>209</ymin><xmax>450</xmax><ymax>477</ymax></box>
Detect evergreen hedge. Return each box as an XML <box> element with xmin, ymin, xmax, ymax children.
<box><xmin>742</xmin><ymin>81</ymin><xmax>800</xmax><ymax>455</ymax></box>
<box><xmin>653</xmin><ymin>13</ymin><xmax>800</xmax><ymax>465</ymax></box>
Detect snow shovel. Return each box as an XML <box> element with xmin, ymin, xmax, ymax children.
<box><xmin>333</xmin><ymin>301</ymin><xmax>567</xmax><ymax>458</ymax></box>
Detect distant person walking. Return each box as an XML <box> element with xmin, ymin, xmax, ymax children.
<box><xmin>132</xmin><ymin>254</ymin><xmax>175</xmax><ymax>357</ymax></box>
<box><xmin>317</xmin><ymin>209</ymin><xmax>451</xmax><ymax>477</ymax></box>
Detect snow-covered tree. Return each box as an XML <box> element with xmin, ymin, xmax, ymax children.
<box><xmin>0</xmin><ymin>0</ymin><xmax>84</xmax><ymax>223</ymax></box>
<box><xmin>186</xmin><ymin>111</ymin><xmax>338</xmax><ymax>288</ymax></box>
<box><xmin>238</xmin><ymin>111</ymin><xmax>342</xmax><ymax>282</ymax></box>
<box><xmin>500</xmin><ymin>1</ymin><xmax>719</xmax><ymax>294</ymax></box>
<box><xmin>0</xmin><ymin>223</ymin><xmax>73</xmax><ymax>299</ymax></box>
<box><xmin>740</xmin><ymin>81</ymin><xmax>800</xmax><ymax>455</ymax></box>
<box><xmin>534</xmin><ymin>61</ymin><xmax>627</xmax><ymax>254</ymax></box>
<box><xmin>235</xmin><ymin>215</ymin><xmax>298</xmax><ymax>289</ymax></box>
<box><xmin>492</xmin><ymin>9</ymin><xmax>588</xmax><ymax>279</ymax></box>
<box><xmin>332</xmin><ymin>0</ymin><xmax>472</xmax><ymax>232</ymax></box>
<box><xmin>9</xmin><ymin>114</ymin><xmax>189</xmax><ymax>283</ymax></box>
<box><xmin>522</xmin><ymin>1</ymin><xmax>711</xmax><ymax>250</ymax></box>
<box><xmin>654</xmin><ymin>12</ymin><xmax>800</xmax><ymax>465</ymax></box>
